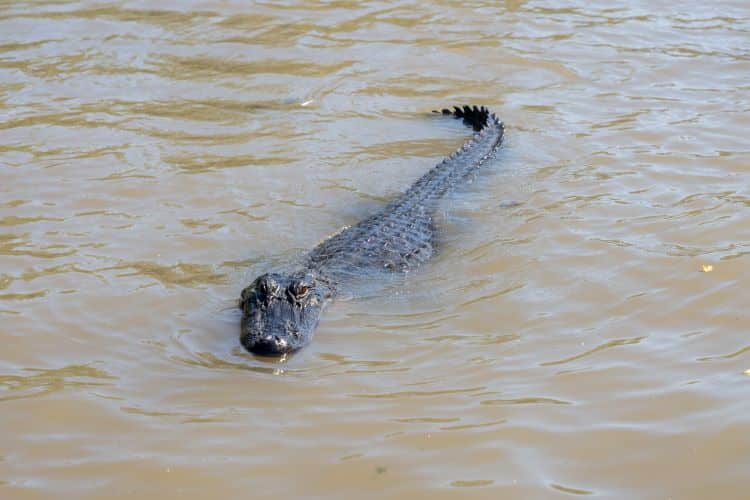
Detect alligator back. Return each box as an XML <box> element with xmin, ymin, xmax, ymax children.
<box><xmin>306</xmin><ymin>106</ymin><xmax>504</xmax><ymax>280</ymax></box>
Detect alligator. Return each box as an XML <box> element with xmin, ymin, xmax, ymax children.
<box><xmin>239</xmin><ymin>105</ymin><xmax>504</xmax><ymax>355</ymax></box>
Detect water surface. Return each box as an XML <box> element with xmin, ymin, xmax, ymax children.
<box><xmin>1</xmin><ymin>1</ymin><xmax>749</xmax><ymax>498</ymax></box>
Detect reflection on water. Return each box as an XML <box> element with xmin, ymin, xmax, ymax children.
<box><xmin>1</xmin><ymin>0</ymin><xmax>749</xmax><ymax>498</ymax></box>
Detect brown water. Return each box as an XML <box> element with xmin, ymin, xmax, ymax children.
<box><xmin>1</xmin><ymin>1</ymin><xmax>749</xmax><ymax>498</ymax></box>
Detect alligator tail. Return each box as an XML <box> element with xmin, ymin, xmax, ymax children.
<box><xmin>385</xmin><ymin>104</ymin><xmax>504</xmax><ymax>210</ymax></box>
<box><xmin>434</xmin><ymin>105</ymin><xmax>494</xmax><ymax>132</ymax></box>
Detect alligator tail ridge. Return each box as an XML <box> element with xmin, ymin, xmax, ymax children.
<box><xmin>433</xmin><ymin>104</ymin><xmax>502</xmax><ymax>132</ymax></box>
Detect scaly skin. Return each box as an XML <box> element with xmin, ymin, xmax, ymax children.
<box><xmin>240</xmin><ymin>105</ymin><xmax>504</xmax><ymax>355</ymax></box>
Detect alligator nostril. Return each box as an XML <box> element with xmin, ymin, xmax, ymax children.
<box><xmin>274</xmin><ymin>336</ymin><xmax>288</xmax><ymax>350</ymax></box>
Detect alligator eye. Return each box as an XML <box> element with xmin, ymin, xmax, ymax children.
<box><xmin>288</xmin><ymin>282</ymin><xmax>310</xmax><ymax>300</ymax></box>
<box><xmin>257</xmin><ymin>276</ymin><xmax>280</xmax><ymax>297</ymax></box>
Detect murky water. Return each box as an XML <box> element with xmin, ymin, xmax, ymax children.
<box><xmin>2</xmin><ymin>1</ymin><xmax>749</xmax><ymax>498</ymax></box>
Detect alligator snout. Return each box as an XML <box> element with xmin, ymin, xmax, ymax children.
<box><xmin>248</xmin><ymin>335</ymin><xmax>290</xmax><ymax>356</ymax></box>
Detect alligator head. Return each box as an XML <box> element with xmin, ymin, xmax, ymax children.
<box><xmin>239</xmin><ymin>272</ymin><xmax>333</xmax><ymax>356</ymax></box>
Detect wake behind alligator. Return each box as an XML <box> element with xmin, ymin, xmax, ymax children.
<box><xmin>240</xmin><ymin>105</ymin><xmax>504</xmax><ymax>355</ymax></box>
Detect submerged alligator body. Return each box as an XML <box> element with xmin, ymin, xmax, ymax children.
<box><xmin>240</xmin><ymin>105</ymin><xmax>504</xmax><ymax>355</ymax></box>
